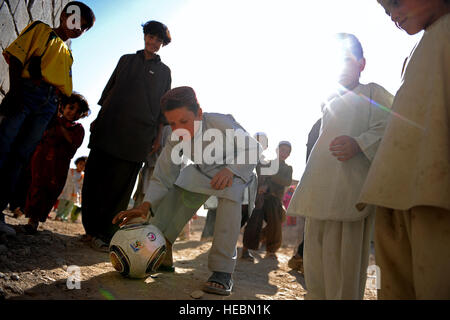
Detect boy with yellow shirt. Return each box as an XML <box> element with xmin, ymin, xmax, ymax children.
<box><xmin>0</xmin><ymin>1</ymin><xmax>95</xmax><ymax>228</ymax></box>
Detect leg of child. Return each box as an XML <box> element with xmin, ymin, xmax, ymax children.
<box><xmin>70</xmin><ymin>205</ymin><xmax>82</xmax><ymax>223</ymax></box>
<box><xmin>0</xmin><ymin>83</ymin><xmax>57</xmax><ymax>210</ymax></box>
<box><xmin>208</xmin><ymin>197</ymin><xmax>242</xmax><ymax>274</ymax></box>
<box><xmin>56</xmin><ymin>199</ymin><xmax>74</xmax><ymax>221</ymax></box>
<box><xmin>304</xmin><ymin>214</ymin><xmax>374</xmax><ymax>300</ymax></box>
<box><xmin>262</xmin><ymin>196</ymin><xmax>283</xmax><ymax>258</ymax></box>
<box><xmin>150</xmin><ymin>186</ymin><xmax>209</xmax><ymax>244</ymax></box>
<box><xmin>375</xmin><ymin>206</ymin><xmax>450</xmax><ymax>299</ymax></box>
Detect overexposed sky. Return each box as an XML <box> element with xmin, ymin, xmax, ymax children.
<box><xmin>70</xmin><ymin>0</ymin><xmax>421</xmax><ymax>180</ymax></box>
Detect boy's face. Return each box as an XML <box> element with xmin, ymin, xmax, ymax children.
<box><xmin>62</xmin><ymin>102</ymin><xmax>81</xmax><ymax>122</ymax></box>
<box><xmin>278</xmin><ymin>145</ymin><xmax>291</xmax><ymax>161</ymax></box>
<box><xmin>164</xmin><ymin>106</ymin><xmax>203</xmax><ymax>140</ymax></box>
<box><xmin>337</xmin><ymin>52</ymin><xmax>365</xmax><ymax>90</ymax></box>
<box><xmin>379</xmin><ymin>0</ymin><xmax>445</xmax><ymax>35</ymax></box>
<box><xmin>144</xmin><ymin>34</ymin><xmax>163</xmax><ymax>55</ymax></box>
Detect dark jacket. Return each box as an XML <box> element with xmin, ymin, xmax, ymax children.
<box><xmin>89</xmin><ymin>50</ymin><xmax>171</xmax><ymax>162</ymax></box>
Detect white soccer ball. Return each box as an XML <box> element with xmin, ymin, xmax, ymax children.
<box><xmin>109</xmin><ymin>223</ymin><xmax>167</xmax><ymax>278</ymax></box>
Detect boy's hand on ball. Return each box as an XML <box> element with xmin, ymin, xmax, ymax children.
<box><xmin>113</xmin><ymin>202</ymin><xmax>151</xmax><ymax>227</ymax></box>
<box><xmin>211</xmin><ymin>168</ymin><xmax>234</xmax><ymax>190</ymax></box>
<box><xmin>329</xmin><ymin>135</ymin><xmax>361</xmax><ymax>162</ymax></box>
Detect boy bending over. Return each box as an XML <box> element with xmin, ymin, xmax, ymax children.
<box><xmin>113</xmin><ymin>86</ymin><xmax>259</xmax><ymax>296</ymax></box>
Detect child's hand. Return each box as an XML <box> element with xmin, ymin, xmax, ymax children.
<box><xmin>211</xmin><ymin>168</ymin><xmax>234</xmax><ymax>190</ymax></box>
<box><xmin>329</xmin><ymin>135</ymin><xmax>361</xmax><ymax>162</ymax></box>
<box><xmin>112</xmin><ymin>202</ymin><xmax>151</xmax><ymax>227</ymax></box>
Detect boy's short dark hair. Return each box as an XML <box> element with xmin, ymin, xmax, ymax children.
<box><xmin>142</xmin><ymin>20</ymin><xmax>171</xmax><ymax>46</ymax></box>
<box><xmin>75</xmin><ymin>156</ymin><xmax>88</xmax><ymax>165</ymax></box>
<box><xmin>335</xmin><ymin>33</ymin><xmax>364</xmax><ymax>61</ymax></box>
<box><xmin>60</xmin><ymin>92</ymin><xmax>90</xmax><ymax>118</ymax></box>
<box><xmin>62</xmin><ymin>1</ymin><xmax>96</xmax><ymax>30</ymax></box>
<box><xmin>161</xmin><ymin>87</ymin><xmax>199</xmax><ymax>115</ymax></box>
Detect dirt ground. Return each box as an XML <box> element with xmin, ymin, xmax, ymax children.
<box><xmin>0</xmin><ymin>211</ymin><xmax>378</xmax><ymax>300</ymax></box>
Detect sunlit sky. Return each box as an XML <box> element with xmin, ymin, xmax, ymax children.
<box><xmin>69</xmin><ymin>0</ymin><xmax>421</xmax><ymax>180</ymax></box>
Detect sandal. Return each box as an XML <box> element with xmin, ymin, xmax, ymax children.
<box><xmin>90</xmin><ymin>237</ymin><xmax>109</xmax><ymax>253</ymax></box>
<box><xmin>202</xmin><ymin>271</ymin><xmax>233</xmax><ymax>296</ymax></box>
<box><xmin>240</xmin><ymin>250</ymin><xmax>255</xmax><ymax>262</ymax></box>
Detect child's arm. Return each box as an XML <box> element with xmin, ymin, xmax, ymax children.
<box><xmin>98</xmin><ymin>56</ymin><xmax>125</xmax><ymax>107</ymax></box>
<box><xmin>351</xmin><ymin>85</ymin><xmax>394</xmax><ymax>161</ymax></box>
<box><xmin>330</xmin><ymin>84</ymin><xmax>394</xmax><ymax>162</ymax></box>
<box><xmin>57</xmin><ymin>119</ymin><xmax>85</xmax><ymax>153</ymax></box>
<box><xmin>58</xmin><ymin>121</ymin><xmax>74</xmax><ymax>144</ymax></box>
<box><xmin>267</xmin><ymin>162</ymin><xmax>293</xmax><ymax>187</ymax></box>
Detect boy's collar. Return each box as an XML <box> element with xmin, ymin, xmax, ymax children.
<box><xmin>137</xmin><ymin>50</ymin><xmax>161</xmax><ymax>62</ymax></box>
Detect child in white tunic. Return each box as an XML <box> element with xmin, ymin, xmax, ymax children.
<box><xmin>357</xmin><ymin>0</ymin><xmax>450</xmax><ymax>300</ymax></box>
<box><xmin>287</xmin><ymin>33</ymin><xmax>394</xmax><ymax>299</ymax></box>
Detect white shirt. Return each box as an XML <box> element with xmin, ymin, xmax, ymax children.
<box><xmin>287</xmin><ymin>83</ymin><xmax>393</xmax><ymax>221</ymax></box>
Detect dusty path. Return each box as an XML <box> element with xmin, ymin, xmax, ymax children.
<box><xmin>0</xmin><ymin>212</ymin><xmax>377</xmax><ymax>300</ymax></box>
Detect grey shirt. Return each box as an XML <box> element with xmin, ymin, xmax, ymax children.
<box><xmin>144</xmin><ymin>113</ymin><xmax>259</xmax><ymax>215</ymax></box>
<box><xmin>89</xmin><ymin>50</ymin><xmax>171</xmax><ymax>162</ymax></box>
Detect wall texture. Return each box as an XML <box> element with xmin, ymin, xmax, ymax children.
<box><xmin>0</xmin><ymin>0</ymin><xmax>69</xmax><ymax>102</ymax></box>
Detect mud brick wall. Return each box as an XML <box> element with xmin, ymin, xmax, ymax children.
<box><xmin>0</xmin><ymin>0</ymin><xmax>69</xmax><ymax>102</ymax></box>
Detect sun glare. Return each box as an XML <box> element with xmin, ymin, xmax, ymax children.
<box><xmin>70</xmin><ymin>0</ymin><xmax>421</xmax><ymax>181</ymax></box>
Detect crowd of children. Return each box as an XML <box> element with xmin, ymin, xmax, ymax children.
<box><xmin>0</xmin><ymin>0</ymin><xmax>449</xmax><ymax>300</ymax></box>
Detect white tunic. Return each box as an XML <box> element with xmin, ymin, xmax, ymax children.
<box><xmin>287</xmin><ymin>83</ymin><xmax>393</xmax><ymax>221</ymax></box>
<box><xmin>357</xmin><ymin>14</ymin><xmax>450</xmax><ymax>212</ymax></box>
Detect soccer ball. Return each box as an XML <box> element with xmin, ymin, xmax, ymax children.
<box><xmin>109</xmin><ymin>223</ymin><xmax>167</xmax><ymax>278</ymax></box>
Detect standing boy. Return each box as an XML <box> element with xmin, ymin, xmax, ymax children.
<box><xmin>357</xmin><ymin>0</ymin><xmax>450</xmax><ymax>299</ymax></box>
<box><xmin>0</xmin><ymin>1</ymin><xmax>95</xmax><ymax>229</ymax></box>
<box><xmin>82</xmin><ymin>21</ymin><xmax>172</xmax><ymax>251</ymax></box>
<box><xmin>287</xmin><ymin>33</ymin><xmax>394</xmax><ymax>299</ymax></box>
<box><xmin>241</xmin><ymin>141</ymin><xmax>293</xmax><ymax>261</ymax></box>
<box><xmin>113</xmin><ymin>86</ymin><xmax>259</xmax><ymax>296</ymax></box>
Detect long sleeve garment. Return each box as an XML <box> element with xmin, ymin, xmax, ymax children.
<box><xmin>357</xmin><ymin>14</ymin><xmax>450</xmax><ymax>212</ymax></box>
<box><xmin>25</xmin><ymin>117</ymin><xmax>84</xmax><ymax>221</ymax></box>
<box><xmin>287</xmin><ymin>83</ymin><xmax>393</xmax><ymax>221</ymax></box>
<box><xmin>143</xmin><ymin>113</ymin><xmax>259</xmax><ymax>216</ymax></box>
<box><xmin>89</xmin><ymin>50</ymin><xmax>171</xmax><ymax>162</ymax></box>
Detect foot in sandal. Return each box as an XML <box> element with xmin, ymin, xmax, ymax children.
<box><xmin>202</xmin><ymin>271</ymin><xmax>233</xmax><ymax>296</ymax></box>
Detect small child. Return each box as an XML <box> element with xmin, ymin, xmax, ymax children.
<box><xmin>357</xmin><ymin>0</ymin><xmax>450</xmax><ymax>300</ymax></box>
<box><xmin>20</xmin><ymin>93</ymin><xmax>90</xmax><ymax>233</ymax></box>
<box><xmin>0</xmin><ymin>1</ymin><xmax>95</xmax><ymax>226</ymax></box>
<box><xmin>287</xmin><ymin>33</ymin><xmax>394</xmax><ymax>299</ymax></box>
<box><xmin>241</xmin><ymin>141</ymin><xmax>293</xmax><ymax>261</ymax></box>
<box><xmin>55</xmin><ymin>156</ymin><xmax>87</xmax><ymax>222</ymax></box>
